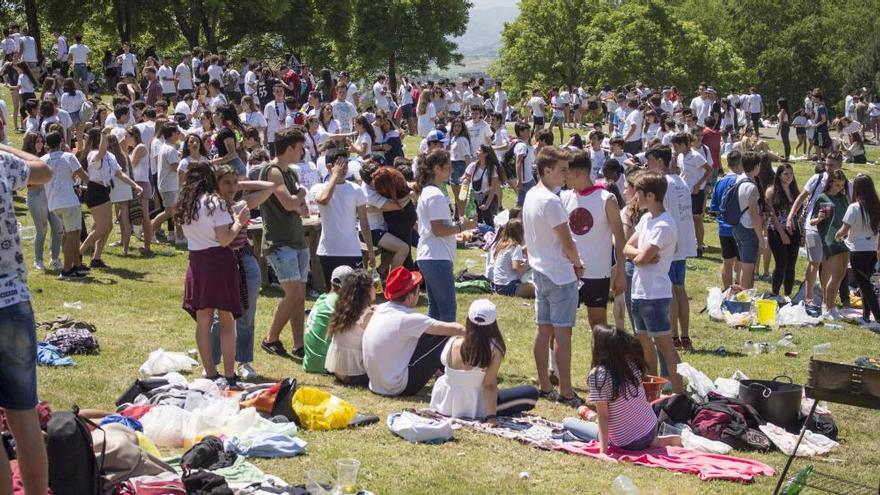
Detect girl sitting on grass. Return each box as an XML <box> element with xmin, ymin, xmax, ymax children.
<box><xmin>563</xmin><ymin>324</ymin><xmax>680</xmax><ymax>459</ymax></box>
<box><xmin>325</xmin><ymin>269</ymin><xmax>374</xmax><ymax>386</ymax></box>
<box><xmin>490</xmin><ymin>218</ymin><xmax>534</xmax><ymax>298</ymax></box>
<box><xmin>430</xmin><ymin>299</ymin><xmax>538</xmax><ymax>422</ymax></box>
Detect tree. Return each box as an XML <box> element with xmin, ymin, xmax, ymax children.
<box><xmin>23</xmin><ymin>0</ymin><xmax>42</xmax><ymax>62</ymax></box>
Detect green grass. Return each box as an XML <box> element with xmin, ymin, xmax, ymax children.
<box><xmin>14</xmin><ymin>106</ymin><xmax>880</xmax><ymax>494</ymax></box>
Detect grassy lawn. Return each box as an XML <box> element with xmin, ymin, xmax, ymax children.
<box><xmin>13</xmin><ymin>104</ymin><xmax>880</xmax><ymax>494</ymax></box>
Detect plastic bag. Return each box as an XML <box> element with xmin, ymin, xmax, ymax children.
<box><xmin>140</xmin><ymin>405</ymin><xmax>193</xmax><ymax>448</ymax></box>
<box><xmin>183</xmin><ymin>397</ymin><xmax>240</xmax><ymax>442</ymax></box>
<box><xmin>713</xmin><ymin>378</ymin><xmax>740</xmax><ymax>399</ymax></box>
<box><xmin>777</xmin><ymin>302</ymin><xmax>822</xmax><ymax>327</ymax></box>
<box><xmin>292</xmin><ymin>387</ymin><xmax>357</xmax><ymax>431</ymax></box>
<box><xmin>723</xmin><ymin>311</ymin><xmax>753</xmax><ymax>327</ymax></box>
<box><xmin>681</xmin><ymin>428</ymin><xmax>733</xmax><ymax>454</ymax></box>
<box><xmin>676</xmin><ymin>363</ymin><xmax>715</xmax><ymax>400</ymax></box>
<box><xmin>707</xmin><ymin>287</ymin><xmax>724</xmax><ymax>321</ymax></box>
<box><xmin>759</xmin><ymin>423</ymin><xmax>838</xmax><ymax>456</ymax></box>
<box><xmin>139</xmin><ymin>349</ymin><xmax>198</xmax><ymax>376</ymax></box>
<box><xmin>387</xmin><ymin>411</ymin><xmax>454</xmax><ymax>443</ymax></box>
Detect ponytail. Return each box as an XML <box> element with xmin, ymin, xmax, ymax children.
<box><xmin>414</xmin><ymin>149</ymin><xmax>449</xmax><ymax>194</ymax></box>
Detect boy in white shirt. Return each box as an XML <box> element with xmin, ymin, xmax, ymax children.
<box><xmin>623</xmin><ymin>170</ymin><xmax>683</xmax><ymax>393</ymax></box>
<box><xmin>512</xmin><ymin>122</ymin><xmax>535</xmax><ymax>206</ymax></box>
<box><xmin>466</xmin><ymin>105</ymin><xmax>493</xmax><ymax>157</ymax></box>
<box><xmin>528</xmin><ymin>88</ymin><xmax>546</xmax><ymax>137</ymax></box>
<box><xmin>263</xmin><ymin>84</ymin><xmax>288</xmax><ymax>157</ymax></box>
<box><xmin>69</xmin><ymin>34</ymin><xmax>90</xmax><ymax>94</ymax></box>
<box><xmin>493</xmin><ymin>81</ymin><xmax>507</xmax><ymax>123</ymax></box>
<box><xmin>548</xmin><ymin>87</ymin><xmax>566</xmax><ymax>145</ymax></box>
<box><xmin>157</xmin><ymin>56</ymin><xmax>176</xmax><ymax>104</ymax></box>
<box><xmin>672</xmin><ymin>132</ymin><xmax>711</xmax><ymax>260</ymax></box>
<box><xmin>623</xmin><ymin>99</ymin><xmax>644</xmax><ymax>155</ymax></box>
<box><xmin>331</xmin><ymin>83</ymin><xmax>357</xmax><ymax>134</ymax></box>
<box><xmin>175</xmin><ymin>53</ymin><xmax>194</xmax><ymax>97</ymax></box>
<box><xmin>489</xmin><ymin>112</ymin><xmax>509</xmax><ymax>163</ymax></box>
<box><xmin>151</xmin><ymin>124</ymin><xmax>183</xmax><ymax>244</ymax></box>
<box><xmin>561</xmin><ymin>151</ymin><xmax>626</xmax><ymax>328</ymax></box>
<box><xmin>523</xmin><ymin>146</ymin><xmax>585</xmax><ymax>407</ymax></box>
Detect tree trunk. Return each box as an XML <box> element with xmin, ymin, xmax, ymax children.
<box><xmin>112</xmin><ymin>0</ymin><xmax>132</xmax><ymax>43</ymax></box>
<box><xmin>23</xmin><ymin>0</ymin><xmax>41</xmax><ymax>63</ymax></box>
<box><xmin>173</xmin><ymin>0</ymin><xmax>201</xmax><ymax>48</ymax></box>
<box><xmin>199</xmin><ymin>0</ymin><xmax>219</xmax><ymax>52</ymax></box>
<box><xmin>388</xmin><ymin>49</ymin><xmax>397</xmax><ymax>93</ymax></box>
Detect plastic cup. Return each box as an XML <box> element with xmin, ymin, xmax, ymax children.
<box><xmin>659</xmin><ymin>422</ymin><xmax>683</xmax><ymax>436</ymax></box>
<box><xmin>336</xmin><ymin>459</ymin><xmax>360</xmax><ymax>494</ymax></box>
<box><xmin>18</xmin><ymin>225</ymin><xmax>35</xmax><ymax>241</ymax></box>
<box><xmin>306</xmin><ymin>469</ymin><xmax>336</xmax><ymax>495</ymax></box>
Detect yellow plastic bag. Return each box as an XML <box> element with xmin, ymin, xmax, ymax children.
<box><xmin>292</xmin><ymin>386</ymin><xmax>357</xmax><ymax>431</ymax></box>
<box><xmin>136</xmin><ymin>431</ymin><xmax>162</xmax><ymax>458</ymax></box>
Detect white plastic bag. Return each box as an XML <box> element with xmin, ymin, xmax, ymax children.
<box><xmin>777</xmin><ymin>302</ymin><xmax>822</xmax><ymax>327</ymax></box>
<box><xmin>387</xmin><ymin>411</ymin><xmax>453</xmax><ymax>443</ymax></box>
<box><xmin>141</xmin><ymin>405</ymin><xmax>193</xmax><ymax>448</ymax></box>
<box><xmin>139</xmin><ymin>349</ymin><xmax>198</xmax><ymax>376</ymax></box>
<box><xmin>681</xmin><ymin>428</ymin><xmax>732</xmax><ymax>454</ymax></box>
<box><xmin>759</xmin><ymin>423</ymin><xmax>838</xmax><ymax>457</ymax></box>
<box><xmin>713</xmin><ymin>378</ymin><xmax>740</xmax><ymax>399</ymax></box>
<box><xmin>676</xmin><ymin>363</ymin><xmax>715</xmax><ymax>400</ymax></box>
<box><xmin>183</xmin><ymin>397</ymin><xmax>240</xmax><ymax>443</ymax></box>
<box><xmin>706</xmin><ymin>287</ymin><xmax>724</xmax><ymax>321</ymax></box>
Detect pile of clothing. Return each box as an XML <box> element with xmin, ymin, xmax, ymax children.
<box><xmin>36</xmin><ymin>316</ymin><xmax>100</xmax><ymax>366</ymax></box>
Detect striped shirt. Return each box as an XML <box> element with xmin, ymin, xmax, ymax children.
<box><xmin>588</xmin><ymin>364</ymin><xmax>657</xmax><ymax>447</ymax></box>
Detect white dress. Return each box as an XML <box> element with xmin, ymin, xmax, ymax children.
<box><xmin>108</xmin><ymin>156</ymin><xmax>133</xmax><ymax>203</ymax></box>
<box><xmin>430</xmin><ymin>338</ymin><xmax>487</xmax><ymax>419</ymax></box>
<box><xmin>325</xmin><ymin>323</ymin><xmax>366</xmax><ymax>377</ymax></box>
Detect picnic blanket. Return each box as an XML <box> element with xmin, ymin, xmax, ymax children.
<box><xmin>414</xmin><ymin>410</ymin><xmax>774</xmax><ymax>483</ymax></box>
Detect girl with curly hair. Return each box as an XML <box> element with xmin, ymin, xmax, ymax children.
<box><xmin>325</xmin><ymin>270</ymin><xmax>375</xmax><ymax>385</ymax></box>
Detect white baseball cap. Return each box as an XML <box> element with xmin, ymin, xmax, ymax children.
<box><xmin>330</xmin><ymin>265</ymin><xmax>354</xmax><ymax>288</ymax></box>
<box><xmin>468</xmin><ymin>299</ymin><xmax>497</xmax><ymax>325</ymax></box>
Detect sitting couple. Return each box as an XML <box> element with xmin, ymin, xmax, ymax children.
<box><xmin>364</xmin><ymin>266</ymin><xmax>538</xmax><ymax>422</ymax></box>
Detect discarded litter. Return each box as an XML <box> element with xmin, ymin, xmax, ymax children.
<box><xmin>824</xmin><ymin>323</ymin><xmax>843</xmax><ymax>330</ymax></box>
<box><xmin>519</xmin><ymin>471</ymin><xmax>530</xmax><ymax>480</ymax></box>
<box><xmin>611</xmin><ymin>475</ymin><xmax>639</xmax><ymax>494</ymax></box>
<box><xmin>63</xmin><ymin>301</ymin><xmax>83</xmax><ymax>310</ymax></box>
<box><xmin>812</xmin><ymin>343</ymin><xmax>832</xmax><ymax>355</ymax></box>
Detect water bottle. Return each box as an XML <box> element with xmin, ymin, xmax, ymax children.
<box><xmin>372</xmin><ymin>268</ymin><xmax>383</xmax><ymax>296</ymax></box>
<box><xmin>741</xmin><ymin>341</ymin><xmax>760</xmax><ymax>356</ymax></box>
<box><xmin>777</xmin><ymin>334</ymin><xmax>795</xmax><ymax>348</ymax></box>
<box><xmin>63</xmin><ymin>301</ymin><xmax>83</xmax><ymax>310</ymax></box>
<box><xmin>610</xmin><ymin>475</ymin><xmax>639</xmax><ymax>494</ymax></box>
<box><xmin>812</xmin><ymin>343</ymin><xmax>832</xmax><ymax>355</ymax></box>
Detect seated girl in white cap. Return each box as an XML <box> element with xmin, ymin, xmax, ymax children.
<box><xmin>430</xmin><ymin>299</ymin><xmax>539</xmax><ymax>424</ymax></box>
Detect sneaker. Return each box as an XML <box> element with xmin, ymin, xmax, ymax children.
<box><xmin>48</xmin><ymin>258</ymin><xmax>63</xmax><ymax>270</ymax></box>
<box><xmin>696</xmin><ymin>248</ymin><xmax>703</xmax><ymax>259</ymax></box>
<box><xmin>224</xmin><ymin>374</ymin><xmax>243</xmax><ymax>391</ymax></box>
<box><xmin>58</xmin><ymin>268</ymin><xmax>86</xmax><ymax>280</ymax></box>
<box><xmin>237</xmin><ymin>363</ymin><xmax>256</xmax><ymax>381</ymax></box>
<box><xmin>680</xmin><ymin>336</ymin><xmax>693</xmax><ymax>350</ymax></box>
<box><xmin>89</xmin><ymin>258</ymin><xmax>108</xmax><ymax>269</ymax></box>
<box><xmin>556</xmin><ymin>393</ymin><xmax>586</xmax><ymax>408</ymax></box>
<box><xmin>865</xmin><ymin>321</ymin><xmax>880</xmax><ymax>332</ymax></box>
<box><xmin>75</xmin><ymin>264</ymin><xmax>91</xmax><ymax>274</ymax></box>
<box><xmin>291</xmin><ymin>347</ymin><xmax>305</xmax><ymax>362</ymax></box>
<box><xmin>538</xmin><ymin>389</ymin><xmax>559</xmax><ymax>401</ymax></box>
<box><xmin>261</xmin><ymin>339</ymin><xmax>289</xmax><ymax>357</ymax></box>
<box><xmin>826</xmin><ymin>308</ymin><xmax>843</xmax><ymax>321</ymax></box>
<box><xmin>673</xmin><ymin>337</ymin><xmax>683</xmax><ymax>349</ymax></box>
<box><xmin>33</xmin><ymin>260</ymin><xmax>45</xmax><ymax>271</ymax></box>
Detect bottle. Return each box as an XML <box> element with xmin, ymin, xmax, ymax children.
<box><xmin>372</xmin><ymin>268</ymin><xmax>383</xmax><ymax>296</ymax></box>
<box><xmin>812</xmin><ymin>343</ymin><xmax>832</xmax><ymax>355</ymax></box>
<box><xmin>742</xmin><ymin>341</ymin><xmax>760</xmax><ymax>356</ymax></box>
<box><xmin>63</xmin><ymin>301</ymin><xmax>83</xmax><ymax>310</ymax></box>
<box><xmin>610</xmin><ymin>475</ymin><xmax>639</xmax><ymax>495</ymax></box>
<box><xmin>781</xmin><ymin>465</ymin><xmax>813</xmax><ymax>495</ymax></box>
<box><xmin>777</xmin><ymin>334</ymin><xmax>795</xmax><ymax>348</ymax></box>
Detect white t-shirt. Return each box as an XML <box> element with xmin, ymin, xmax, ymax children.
<box><xmin>843</xmin><ymin>203</ymin><xmax>878</xmax><ymax>252</ymax></box>
<box><xmin>331</xmin><ymin>100</ymin><xmax>357</xmax><ymax>133</ymax></box>
<box><xmin>450</xmin><ymin>136</ymin><xmax>471</xmax><ymax>162</ymax></box>
<box><xmin>157</xmin><ymin>142</ymin><xmax>180</xmax><ymax>193</ymax></box>
<box><xmin>416</xmin><ymin>185</ymin><xmax>456</xmax><ymax>262</ymax></box>
<box><xmin>175</xmin><ymin>63</ymin><xmax>193</xmax><ymax>91</ymax></box>
<box><xmin>528</xmin><ymin>97</ymin><xmax>545</xmax><ymax>118</ymax></box>
<box><xmin>466</xmin><ymin>119</ymin><xmax>492</xmax><ymax>157</ymax></box>
<box><xmin>494</xmin><ymin>90</ymin><xmax>507</xmax><ymax>113</ymax></box>
<box><xmin>745</xmin><ymin>94</ymin><xmax>762</xmax><ymax>114</ymax></box>
<box><xmin>664</xmin><ymin>174</ymin><xmax>697</xmax><ymax>260</ymax></box>
<box><xmin>206</xmin><ymin>64</ymin><xmax>223</xmax><ymax>84</ymax></box>
<box><xmin>464</xmin><ymin>162</ymin><xmax>498</xmax><ymax>194</ymax></box>
<box><xmin>399</xmin><ymin>83</ymin><xmax>414</xmax><ymax>106</ymax></box>
<box><xmin>69</xmin><ymin>44</ymin><xmax>89</xmax><ymax>64</ymax></box>
<box><xmin>118</xmin><ymin>53</ymin><xmax>137</xmax><ymax>76</ymax></box>
<box><xmin>624</xmin><ymin>109</ymin><xmax>644</xmax><ymax>142</ymax></box>
<box><xmin>363</xmin><ymin>302</ymin><xmax>437</xmax><ymax>395</ymax></box>
<box><xmin>589</xmin><ymin>148</ymin><xmax>608</xmax><ymax>181</ymax></box>
<box><xmin>364</xmin><ymin>184</ymin><xmax>388</xmax><ymax>230</ymax></box>
<box><xmin>59</xmin><ymin>90</ymin><xmax>85</xmax><ymax>114</ymax></box>
<box><xmin>344</xmin><ymin>82</ymin><xmax>358</xmax><ymax>105</ymax></box>
<box><xmin>130</xmin><ymin>144</ymin><xmax>149</xmax><ymax>182</ymax></box>
<box><xmin>182</xmin><ymin>195</ymin><xmax>233</xmax><ymax>251</ymax></box>
<box><xmin>41</xmin><ymin>151</ymin><xmax>82</xmax><ymax>211</ymax></box>
<box><xmin>417</xmin><ymin>104</ymin><xmax>436</xmax><ymax>137</ymax></box>
<box><xmin>291</xmin><ymin>161</ymin><xmax>320</xmax><ymax>192</ymax></box>
<box><xmin>736</xmin><ymin>174</ymin><xmax>759</xmax><ymax>229</ymax></box>
<box><xmin>561</xmin><ymin>188</ymin><xmax>615</xmax><ymax>279</ymax></box>
<box><xmin>678</xmin><ymin>149</ymin><xmax>709</xmax><ymax>193</ymax></box>
<box><xmin>493</xmin><ymin>245</ymin><xmax>524</xmax><ymax>286</ymax></box>
<box><xmin>263</xmin><ymin>101</ymin><xmax>288</xmax><ymax>143</ymax></box>
<box><xmin>20</xmin><ymin>36</ymin><xmax>36</xmax><ymax>62</ymax></box>
<box><xmin>354</xmin><ymin>132</ymin><xmax>372</xmax><ymax>157</ymax></box>
<box><xmin>239</xmin><ymin>111</ymin><xmax>266</xmax><ymax>130</ymax></box>
<box><xmin>373</xmin><ymin>82</ymin><xmax>389</xmax><ymax>111</ymax></box>
<box><xmin>631</xmin><ymin>211</ymin><xmax>677</xmax><ymax>300</ymax></box>
<box><xmin>243</xmin><ymin>70</ymin><xmax>257</xmax><ymax>95</ymax></box>
<box><xmin>523</xmin><ymin>185</ymin><xmax>576</xmax><ymax>285</ymax></box>
<box><xmin>550</xmin><ymin>95</ymin><xmax>565</xmax><ymax>118</ymax></box>
<box><xmin>157</xmin><ymin>65</ymin><xmax>175</xmax><ymax>94</ymax></box>
<box><xmin>86</xmin><ymin>150</ymin><xmax>120</xmax><ymax>186</ymax></box>
<box><xmin>513</xmin><ymin>142</ymin><xmax>534</xmax><ymax>182</ymax></box>
<box><xmin>311</xmin><ymin>181</ymin><xmax>367</xmax><ymax>257</ymax></box>
<box><xmin>18</xmin><ymin>73</ymin><xmax>34</xmax><ymax>94</ymax></box>
<box><xmin>492</xmin><ymin>127</ymin><xmax>509</xmax><ymax>162</ymax></box>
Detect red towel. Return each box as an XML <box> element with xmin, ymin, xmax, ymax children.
<box><xmin>556</xmin><ymin>441</ymin><xmax>775</xmax><ymax>482</ymax></box>
<box><xmin>118</xmin><ymin>404</ymin><xmax>155</xmax><ymax>420</ymax></box>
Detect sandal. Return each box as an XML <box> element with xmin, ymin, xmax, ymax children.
<box><xmin>681</xmin><ymin>336</ymin><xmax>693</xmax><ymax>350</ymax></box>
<box><xmin>672</xmin><ymin>337</ymin><xmax>683</xmax><ymax>349</ymax></box>
<box><xmin>556</xmin><ymin>393</ymin><xmax>586</xmax><ymax>408</ymax></box>
<box><xmin>538</xmin><ymin>389</ymin><xmax>558</xmax><ymax>401</ymax></box>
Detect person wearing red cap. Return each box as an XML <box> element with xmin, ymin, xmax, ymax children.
<box><xmin>362</xmin><ymin>266</ymin><xmax>465</xmax><ymax>396</ymax></box>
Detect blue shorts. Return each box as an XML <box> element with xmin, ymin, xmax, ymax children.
<box><xmin>450</xmin><ymin>160</ymin><xmax>467</xmax><ymax>186</ymax></box>
<box><xmin>732</xmin><ymin>224</ymin><xmax>759</xmax><ymax>264</ymax></box>
<box><xmin>493</xmin><ymin>279</ymin><xmax>521</xmax><ymax>296</ymax></box>
<box><xmin>0</xmin><ymin>301</ymin><xmax>38</xmax><ymax>410</ymax></box>
<box><xmin>631</xmin><ymin>298</ymin><xmax>672</xmax><ymax>337</ymax></box>
<box><xmin>668</xmin><ymin>259</ymin><xmax>686</xmax><ymax>286</ymax></box>
<box><xmin>533</xmin><ymin>270</ymin><xmax>578</xmax><ymax>328</ymax></box>
<box><xmin>265</xmin><ymin>245</ymin><xmax>310</xmax><ymax>283</ymax></box>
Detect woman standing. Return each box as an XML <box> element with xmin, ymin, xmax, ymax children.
<box><xmin>79</xmin><ymin>127</ymin><xmax>142</xmax><ymax>268</ymax></box>
<box><xmin>318</xmin><ymin>103</ymin><xmax>341</xmax><ymax>135</ymax></box>
<box><xmin>126</xmin><ymin>126</ymin><xmax>152</xmax><ymax>253</ymax></box>
<box><xmin>776</xmin><ymin>98</ymin><xmax>791</xmax><ymax>161</ymax></box>
<box><xmin>107</xmin><ymin>134</ymin><xmax>135</xmax><ymax>256</ymax></box>
<box><xmin>211</xmin><ymin>104</ymin><xmax>246</xmax><ymax>177</ymax></box>
<box><xmin>836</xmin><ymin>175</ymin><xmax>880</xmax><ymax>329</ymax></box>
<box><xmin>23</xmin><ymin>132</ymin><xmax>62</xmax><ymax>270</ymax></box>
<box><xmin>448</xmin><ymin>117</ymin><xmax>471</xmax><ymax>217</ymax></box>
<box><xmin>176</xmin><ymin>162</ymin><xmax>250</xmax><ymax>388</ymax></box>
<box><xmin>812</xmin><ymin>169</ymin><xmax>850</xmax><ymax>319</ymax></box>
<box><xmin>766</xmin><ymin>163</ymin><xmax>801</xmax><ymax>296</ymax></box>
<box><xmin>11</xmin><ymin>62</ymin><xmax>37</xmax><ymax>122</ymax></box>
<box><xmin>416</xmin><ymin>89</ymin><xmax>435</xmax><ymax>138</ymax></box>
<box><xmin>462</xmin><ymin>144</ymin><xmax>502</xmax><ymax>227</ymax></box>
<box><xmin>238</xmin><ymin>96</ymin><xmax>267</xmax><ymax>136</ymax></box>
<box><xmin>59</xmin><ymin>78</ymin><xmax>86</xmax><ymax>149</ymax></box>
<box><xmin>415</xmin><ymin>150</ymin><xmax>476</xmax><ymax>322</ymax></box>
<box><xmin>350</xmin><ymin>115</ymin><xmax>375</xmax><ymax>160</ymax></box>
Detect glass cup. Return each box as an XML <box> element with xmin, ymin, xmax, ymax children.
<box><xmin>306</xmin><ymin>469</ymin><xmax>336</xmax><ymax>495</ymax></box>
<box><xmin>336</xmin><ymin>458</ymin><xmax>361</xmax><ymax>494</ymax></box>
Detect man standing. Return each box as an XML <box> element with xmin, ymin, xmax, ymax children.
<box><xmin>331</xmin><ymin>84</ymin><xmax>357</xmax><ymax>134</ymax></box>
<box><xmin>263</xmin><ymin>84</ymin><xmax>289</xmax><ymax>157</ymax></box>
<box><xmin>157</xmin><ymin>55</ymin><xmax>176</xmax><ymax>104</ymax></box>
<box><xmin>373</xmin><ymin>75</ymin><xmax>390</xmax><ymax>113</ymax></box>
<box><xmin>493</xmin><ymin>80</ymin><xmax>507</xmax><ymax>123</ymax></box>
<box><xmin>143</xmin><ymin>66</ymin><xmax>161</xmax><ymax>107</ymax></box>
<box><xmin>746</xmin><ymin>87</ymin><xmax>763</xmax><ymax>136</ymax></box>
<box><xmin>116</xmin><ymin>41</ymin><xmax>137</xmax><ymax>78</ymax></box>
<box><xmin>339</xmin><ymin>71</ymin><xmax>359</xmax><ymax>109</ymax></box>
<box><xmin>0</xmin><ymin>143</ymin><xmax>52</xmax><ymax>495</ymax></box>
<box><xmin>18</xmin><ymin>29</ymin><xmax>37</xmax><ymax>70</ymax></box>
<box><xmin>175</xmin><ymin>52</ymin><xmax>194</xmax><ymax>98</ymax></box>
<box><xmin>68</xmin><ymin>34</ymin><xmax>90</xmax><ymax>94</ymax></box>
<box><xmin>52</xmin><ymin>29</ymin><xmax>68</xmax><ymax>76</ymax></box>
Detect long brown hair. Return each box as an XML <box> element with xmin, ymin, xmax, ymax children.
<box><xmin>493</xmin><ymin>218</ymin><xmax>524</xmax><ymax>258</ymax></box>
<box><xmin>460</xmin><ymin>319</ymin><xmax>506</xmax><ymax>369</ymax></box>
<box><xmin>327</xmin><ymin>270</ymin><xmax>373</xmax><ymax>337</ymax></box>
<box><xmin>590</xmin><ymin>324</ymin><xmax>647</xmax><ymax>401</ymax></box>
<box><xmin>174</xmin><ymin>161</ymin><xmax>225</xmax><ymax>226</ymax></box>
<box><xmin>852</xmin><ymin>174</ymin><xmax>880</xmax><ymax>234</ymax></box>
<box><xmin>414</xmin><ymin>149</ymin><xmax>449</xmax><ymax>193</ymax></box>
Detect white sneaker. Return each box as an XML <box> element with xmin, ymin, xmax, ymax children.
<box><xmin>237</xmin><ymin>363</ymin><xmax>256</xmax><ymax>381</ymax></box>
<box><xmin>48</xmin><ymin>258</ymin><xmax>63</xmax><ymax>270</ymax></box>
<box><xmin>826</xmin><ymin>308</ymin><xmax>844</xmax><ymax>321</ymax></box>
<box><xmin>33</xmin><ymin>260</ymin><xmax>45</xmax><ymax>271</ymax></box>
<box><xmin>865</xmin><ymin>321</ymin><xmax>880</xmax><ymax>332</ymax></box>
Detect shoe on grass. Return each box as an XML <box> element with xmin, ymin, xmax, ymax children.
<box><xmin>33</xmin><ymin>260</ymin><xmax>45</xmax><ymax>271</ymax></box>
<box><xmin>556</xmin><ymin>393</ymin><xmax>586</xmax><ymax>408</ymax></box>
<box><xmin>58</xmin><ymin>268</ymin><xmax>86</xmax><ymax>280</ymax></box>
<box><xmin>291</xmin><ymin>347</ymin><xmax>305</xmax><ymax>362</ymax></box>
<box><xmin>237</xmin><ymin>363</ymin><xmax>256</xmax><ymax>381</ymax></box>
<box><xmin>89</xmin><ymin>258</ymin><xmax>108</xmax><ymax>269</ymax></box>
<box><xmin>49</xmin><ymin>258</ymin><xmax>63</xmax><ymax>270</ymax></box>
<box><xmin>261</xmin><ymin>339</ymin><xmax>289</xmax><ymax>357</ymax></box>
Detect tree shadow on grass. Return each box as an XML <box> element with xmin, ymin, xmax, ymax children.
<box><xmin>101</xmin><ymin>266</ymin><xmax>149</xmax><ymax>281</ymax></box>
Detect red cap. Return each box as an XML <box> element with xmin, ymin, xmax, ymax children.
<box><xmin>384</xmin><ymin>266</ymin><xmax>423</xmax><ymax>301</ymax></box>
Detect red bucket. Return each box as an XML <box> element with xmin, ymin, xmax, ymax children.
<box><xmin>643</xmin><ymin>375</ymin><xmax>668</xmax><ymax>402</ymax></box>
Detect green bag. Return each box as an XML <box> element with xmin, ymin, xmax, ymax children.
<box><xmin>454</xmin><ymin>280</ymin><xmax>491</xmax><ymax>294</ymax></box>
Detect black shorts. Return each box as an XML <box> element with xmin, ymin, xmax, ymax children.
<box><xmin>795</xmin><ymin>128</ymin><xmax>806</xmax><ymax>136</ymax></box>
<box><xmin>162</xmin><ymin>92</ymin><xmax>176</xmax><ymax>101</ymax></box>
<box><xmin>177</xmin><ymin>88</ymin><xmax>193</xmax><ymax>98</ymax></box>
<box><xmin>691</xmin><ymin>189</ymin><xmax>706</xmax><ymax>215</ymax></box>
<box><xmin>719</xmin><ymin>235</ymin><xmax>739</xmax><ymax>260</ymax></box>
<box><xmin>578</xmin><ymin>277</ymin><xmax>611</xmax><ymax>308</ymax></box>
<box><xmin>84</xmin><ymin>181</ymin><xmax>111</xmax><ymax>208</ymax></box>
<box><xmin>533</xmin><ymin>116</ymin><xmax>545</xmax><ymax>126</ymax></box>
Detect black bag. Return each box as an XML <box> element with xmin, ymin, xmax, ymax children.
<box><xmin>115</xmin><ymin>377</ymin><xmax>171</xmax><ymax>406</ymax></box>
<box><xmin>500</xmin><ymin>138</ymin><xmax>520</xmax><ymax>183</ymax></box>
<box><xmin>181</xmin><ymin>436</ymin><xmax>236</xmax><ymax>471</ymax></box>
<box><xmin>47</xmin><ymin>406</ymin><xmax>105</xmax><ymax>495</ymax></box>
<box><xmin>803</xmin><ymin>412</ymin><xmax>838</xmax><ymax>440</ymax></box>
<box><xmin>691</xmin><ymin>394</ymin><xmax>772</xmax><ymax>451</ymax></box>
<box><xmin>652</xmin><ymin>393</ymin><xmax>697</xmax><ymax>426</ymax></box>
<box><xmin>270</xmin><ymin>377</ymin><xmax>299</xmax><ymax>424</ymax></box>
<box><xmin>182</xmin><ymin>470</ymin><xmax>233</xmax><ymax>495</ymax></box>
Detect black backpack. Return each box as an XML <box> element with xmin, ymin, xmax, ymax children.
<box><xmin>500</xmin><ymin>138</ymin><xmax>521</xmax><ymax>184</ymax></box>
<box><xmin>47</xmin><ymin>406</ymin><xmax>105</xmax><ymax>495</ymax></box>
<box><xmin>719</xmin><ymin>178</ymin><xmax>752</xmax><ymax>227</ymax></box>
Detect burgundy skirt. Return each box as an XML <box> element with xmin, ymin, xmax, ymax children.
<box><xmin>183</xmin><ymin>246</ymin><xmax>243</xmax><ymax>320</ymax></box>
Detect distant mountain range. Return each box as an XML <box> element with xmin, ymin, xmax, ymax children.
<box><xmin>434</xmin><ymin>0</ymin><xmax>519</xmax><ymax>76</ymax></box>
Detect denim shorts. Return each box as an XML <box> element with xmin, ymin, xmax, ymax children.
<box><xmin>732</xmin><ymin>224</ymin><xmax>759</xmax><ymax>264</ymax></box>
<box><xmin>53</xmin><ymin>206</ymin><xmax>82</xmax><ymax>233</ymax></box>
<box><xmin>265</xmin><ymin>245</ymin><xmax>310</xmax><ymax>283</ymax></box>
<box><xmin>160</xmin><ymin>190</ymin><xmax>179</xmax><ymax>208</ymax></box>
<box><xmin>0</xmin><ymin>301</ymin><xmax>38</xmax><ymax>410</ymax></box>
<box><xmin>630</xmin><ymin>298</ymin><xmax>672</xmax><ymax>337</ymax></box>
<box><xmin>667</xmin><ymin>260</ymin><xmax>686</xmax><ymax>286</ymax></box>
<box><xmin>450</xmin><ymin>160</ymin><xmax>467</xmax><ymax>186</ymax></box>
<box><xmin>493</xmin><ymin>279</ymin><xmax>521</xmax><ymax>296</ymax></box>
<box><xmin>533</xmin><ymin>270</ymin><xmax>578</xmax><ymax>328</ymax></box>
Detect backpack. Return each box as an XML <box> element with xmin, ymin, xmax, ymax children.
<box><xmin>719</xmin><ymin>178</ymin><xmax>751</xmax><ymax>227</ymax></box>
<box><xmin>48</xmin><ymin>406</ymin><xmax>105</xmax><ymax>495</ymax></box>
<box><xmin>690</xmin><ymin>394</ymin><xmax>772</xmax><ymax>451</ymax></box>
<box><xmin>501</xmin><ymin>138</ymin><xmax>521</xmax><ymax>183</ymax></box>
<box><xmin>44</xmin><ymin>327</ymin><xmax>99</xmax><ymax>355</ymax></box>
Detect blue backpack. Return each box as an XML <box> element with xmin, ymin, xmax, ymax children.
<box><xmin>719</xmin><ymin>178</ymin><xmax>752</xmax><ymax>227</ymax></box>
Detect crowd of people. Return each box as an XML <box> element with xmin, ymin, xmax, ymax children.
<box><xmin>2</xmin><ymin>33</ymin><xmax>880</xmax><ymax>494</ymax></box>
